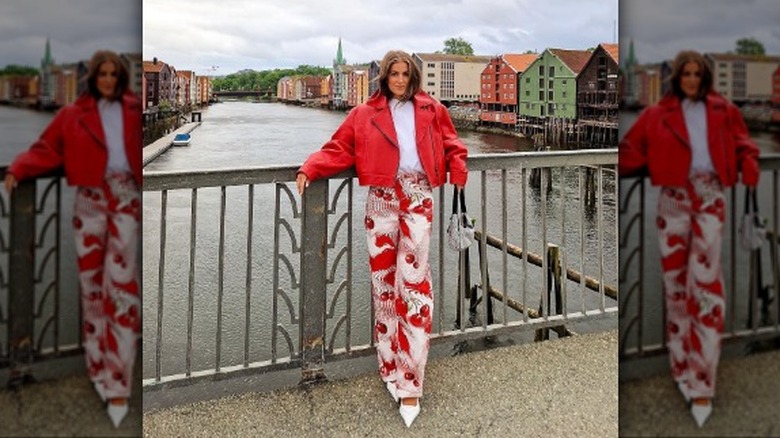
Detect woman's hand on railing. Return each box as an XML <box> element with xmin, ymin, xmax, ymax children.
<box><xmin>296</xmin><ymin>172</ymin><xmax>309</xmax><ymax>195</ymax></box>
<box><xmin>4</xmin><ymin>173</ymin><xmax>17</xmax><ymax>195</ymax></box>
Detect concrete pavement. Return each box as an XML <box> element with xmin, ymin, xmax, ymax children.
<box><xmin>143</xmin><ymin>330</ymin><xmax>618</xmax><ymax>437</ymax></box>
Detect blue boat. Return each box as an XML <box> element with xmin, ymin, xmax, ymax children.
<box><xmin>172</xmin><ymin>133</ymin><xmax>191</xmax><ymax>147</ymax></box>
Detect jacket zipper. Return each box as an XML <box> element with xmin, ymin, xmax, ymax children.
<box><xmin>428</xmin><ymin>124</ymin><xmax>440</xmax><ymax>181</ymax></box>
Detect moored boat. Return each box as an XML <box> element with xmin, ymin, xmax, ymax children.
<box><xmin>172</xmin><ymin>133</ymin><xmax>191</xmax><ymax>146</ymax></box>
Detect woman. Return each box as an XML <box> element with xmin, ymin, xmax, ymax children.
<box><xmin>297</xmin><ymin>49</ymin><xmax>468</xmax><ymax>427</ymax></box>
<box><xmin>4</xmin><ymin>50</ymin><xmax>142</xmax><ymax>428</ymax></box>
<box><xmin>619</xmin><ymin>50</ymin><xmax>759</xmax><ymax>427</ymax></box>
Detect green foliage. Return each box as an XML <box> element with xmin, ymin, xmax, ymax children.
<box><xmin>735</xmin><ymin>37</ymin><xmax>765</xmax><ymax>55</ymax></box>
<box><xmin>212</xmin><ymin>65</ymin><xmax>331</xmax><ymax>91</ymax></box>
<box><xmin>441</xmin><ymin>37</ymin><xmax>475</xmax><ymax>56</ymax></box>
<box><xmin>0</xmin><ymin>64</ymin><xmax>39</xmax><ymax>77</ymax></box>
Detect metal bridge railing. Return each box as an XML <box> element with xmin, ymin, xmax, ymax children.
<box><xmin>0</xmin><ymin>169</ymin><xmax>80</xmax><ymax>387</ymax></box>
<box><xmin>142</xmin><ymin>149</ymin><xmax>619</xmax><ymax>391</ymax></box>
<box><xmin>619</xmin><ymin>154</ymin><xmax>780</xmax><ymax>361</ymax></box>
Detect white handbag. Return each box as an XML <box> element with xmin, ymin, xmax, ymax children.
<box><xmin>738</xmin><ymin>187</ymin><xmax>766</xmax><ymax>251</ymax></box>
<box><xmin>446</xmin><ymin>187</ymin><xmax>474</xmax><ymax>251</ymax></box>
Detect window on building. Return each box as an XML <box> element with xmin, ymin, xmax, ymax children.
<box><xmin>509</xmin><ymin>83</ymin><xmax>514</xmax><ymax>89</ymax></box>
<box><xmin>539</xmin><ymin>90</ymin><xmax>544</xmax><ymax>100</ymax></box>
<box><xmin>503</xmin><ymin>93</ymin><xmax>508</xmax><ymax>99</ymax></box>
<box><xmin>538</xmin><ymin>78</ymin><xmax>544</xmax><ymax>88</ymax></box>
<box><xmin>510</xmin><ymin>93</ymin><xmax>514</xmax><ymax>99</ymax></box>
<box><xmin>549</xmin><ymin>103</ymin><xmax>555</xmax><ymax>115</ymax></box>
<box><xmin>548</xmin><ymin>90</ymin><xmax>553</xmax><ymax>100</ymax></box>
<box><xmin>549</xmin><ymin>66</ymin><xmax>555</xmax><ymax>77</ymax></box>
<box><xmin>548</xmin><ymin>79</ymin><xmax>553</xmax><ymax>89</ymax></box>
<box><xmin>525</xmin><ymin>77</ymin><xmax>530</xmax><ymax>83</ymax></box>
<box><xmin>428</xmin><ymin>63</ymin><xmax>435</xmax><ymax>68</ymax></box>
<box><xmin>427</xmin><ymin>82</ymin><xmax>435</xmax><ymax>86</ymax></box>
<box><xmin>562</xmin><ymin>91</ymin><xmax>566</xmax><ymax>98</ymax></box>
<box><xmin>525</xmin><ymin>90</ymin><xmax>530</xmax><ymax>96</ymax></box>
<box><xmin>562</xmin><ymin>80</ymin><xmax>567</xmax><ymax>85</ymax></box>
<box><xmin>539</xmin><ymin>65</ymin><xmax>544</xmax><ymax>76</ymax></box>
<box><xmin>503</xmin><ymin>83</ymin><xmax>507</xmax><ymax>89</ymax></box>
<box><xmin>428</xmin><ymin>73</ymin><xmax>435</xmax><ymax>78</ymax></box>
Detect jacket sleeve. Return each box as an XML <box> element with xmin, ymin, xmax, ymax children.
<box><xmin>728</xmin><ymin>103</ymin><xmax>760</xmax><ymax>187</ymax></box>
<box><xmin>8</xmin><ymin>109</ymin><xmax>66</xmax><ymax>181</ymax></box>
<box><xmin>438</xmin><ymin>105</ymin><xmax>468</xmax><ymax>186</ymax></box>
<box><xmin>618</xmin><ymin>107</ymin><xmax>650</xmax><ymax>177</ymax></box>
<box><xmin>298</xmin><ymin>109</ymin><xmax>357</xmax><ymax>182</ymax></box>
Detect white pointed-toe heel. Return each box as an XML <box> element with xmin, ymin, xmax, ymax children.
<box><xmin>386</xmin><ymin>381</ymin><xmax>399</xmax><ymax>403</ymax></box>
<box><xmin>690</xmin><ymin>399</ymin><xmax>712</xmax><ymax>428</ymax></box>
<box><xmin>677</xmin><ymin>381</ymin><xmax>690</xmax><ymax>403</ymax></box>
<box><xmin>107</xmin><ymin>399</ymin><xmax>129</xmax><ymax>428</ymax></box>
<box><xmin>399</xmin><ymin>398</ymin><xmax>420</xmax><ymax>428</ymax></box>
<box><xmin>94</xmin><ymin>381</ymin><xmax>107</xmax><ymax>403</ymax></box>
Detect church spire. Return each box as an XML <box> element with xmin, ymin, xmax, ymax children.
<box><xmin>41</xmin><ymin>37</ymin><xmax>54</xmax><ymax>69</ymax></box>
<box><xmin>334</xmin><ymin>37</ymin><xmax>345</xmax><ymax>66</ymax></box>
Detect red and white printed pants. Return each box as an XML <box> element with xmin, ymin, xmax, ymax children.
<box><xmin>74</xmin><ymin>172</ymin><xmax>141</xmax><ymax>399</ymax></box>
<box><xmin>657</xmin><ymin>173</ymin><xmax>725</xmax><ymax>399</ymax></box>
<box><xmin>366</xmin><ymin>172</ymin><xmax>434</xmax><ymax>399</ymax></box>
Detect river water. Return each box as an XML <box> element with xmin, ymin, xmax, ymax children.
<box><xmin>141</xmin><ymin>101</ymin><xmax>620</xmax><ymax>380</ymax></box>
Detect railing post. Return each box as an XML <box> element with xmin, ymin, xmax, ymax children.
<box><xmin>7</xmin><ymin>180</ymin><xmax>36</xmax><ymax>388</ymax></box>
<box><xmin>299</xmin><ymin>178</ymin><xmax>328</xmax><ymax>385</ymax></box>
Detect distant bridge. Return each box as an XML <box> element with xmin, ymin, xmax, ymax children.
<box><xmin>213</xmin><ymin>89</ymin><xmax>274</xmax><ymax>98</ymax></box>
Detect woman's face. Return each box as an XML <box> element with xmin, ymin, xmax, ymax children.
<box><xmin>388</xmin><ymin>61</ymin><xmax>410</xmax><ymax>100</ymax></box>
<box><xmin>97</xmin><ymin>61</ymin><xmax>118</xmax><ymax>99</ymax></box>
<box><xmin>680</xmin><ymin>61</ymin><xmax>702</xmax><ymax>99</ymax></box>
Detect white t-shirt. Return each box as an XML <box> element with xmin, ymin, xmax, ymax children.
<box><xmin>97</xmin><ymin>99</ymin><xmax>131</xmax><ymax>174</ymax></box>
<box><xmin>389</xmin><ymin>98</ymin><xmax>423</xmax><ymax>173</ymax></box>
<box><xmin>681</xmin><ymin>98</ymin><xmax>715</xmax><ymax>175</ymax></box>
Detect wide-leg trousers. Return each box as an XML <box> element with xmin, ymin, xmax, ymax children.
<box><xmin>366</xmin><ymin>172</ymin><xmax>434</xmax><ymax>399</ymax></box>
<box><xmin>74</xmin><ymin>172</ymin><xmax>141</xmax><ymax>399</ymax></box>
<box><xmin>657</xmin><ymin>172</ymin><xmax>725</xmax><ymax>399</ymax></box>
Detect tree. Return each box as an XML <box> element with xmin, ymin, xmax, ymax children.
<box><xmin>0</xmin><ymin>64</ymin><xmax>38</xmax><ymax>76</ymax></box>
<box><xmin>735</xmin><ymin>37</ymin><xmax>765</xmax><ymax>55</ymax></box>
<box><xmin>441</xmin><ymin>37</ymin><xmax>474</xmax><ymax>56</ymax></box>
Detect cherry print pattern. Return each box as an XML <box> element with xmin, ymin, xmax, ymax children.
<box><xmin>657</xmin><ymin>173</ymin><xmax>725</xmax><ymax>399</ymax></box>
<box><xmin>366</xmin><ymin>172</ymin><xmax>434</xmax><ymax>399</ymax></box>
<box><xmin>74</xmin><ymin>172</ymin><xmax>140</xmax><ymax>400</ymax></box>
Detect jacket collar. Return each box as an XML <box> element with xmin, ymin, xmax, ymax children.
<box><xmin>658</xmin><ymin>91</ymin><xmax>729</xmax><ymax>148</ymax></box>
<box><xmin>657</xmin><ymin>91</ymin><xmax>728</xmax><ymax>111</ymax></box>
<box><xmin>367</xmin><ymin>90</ymin><xmax>438</xmax><ymax>148</ymax></box>
<box><xmin>366</xmin><ymin>89</ymin><xmax>437</xmax><ymax>111</ymax></box>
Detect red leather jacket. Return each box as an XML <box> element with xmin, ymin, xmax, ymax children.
<box><xmin>619</xmin><ymin>92</ymin><xmax>759</xmax><ymax>187</ymax></box>
<box><xmin>8</xmin><ymin>90</ymin><xmax>143</xmax><ymax>187</ymax></box>
<box><xmin>299</xmin><ymin>90</ymin><xmax>468</xmax><ymax>188</ymax></box>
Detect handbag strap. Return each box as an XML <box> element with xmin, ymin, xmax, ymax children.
<box><xmin>451</xmin><ymin>186</ymin><xmax>467</xmax><ymax>215</ymax></box>
<box><xmin>743</xmin><ymin>187</ymin><xmax>759</xmax><ymax>215</ymax></box>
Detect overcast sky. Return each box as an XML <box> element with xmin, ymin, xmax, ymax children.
<box><xmin>144</xmin><ymin>0</ymin><xmax>618</xmax><ymax>75</ymax></box>
<box><xmin>0</xmin><ymin>0</ymin><xmax>141</xmax><ymax>68</ymax></box>
<box><xmin>620</xmin><ymin>0</ymin><xmax>780</xmax><ymax>64</ymax></box>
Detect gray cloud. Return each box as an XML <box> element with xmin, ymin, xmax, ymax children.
<box><xmin>144</xmin><ymin>0</ymin><xmax>618</xmax><ymax>74</ymax></box>
<box><xmin>0</xmin><ymin>0</ymin><xmax>141</xmax><ymax>68</ymax></box>
<box><xmin>621</xmin><ymin>0</ymin><xmax>780</xmax><ymax>63</ymax></box>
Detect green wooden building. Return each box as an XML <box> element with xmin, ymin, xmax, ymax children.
<box><xmin>517</xmin><ymin>48</ymin><xmax>592</xmax><ymax>120</ymax></box>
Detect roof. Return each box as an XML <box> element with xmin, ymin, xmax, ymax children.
<box><xmin>600</xmin><ymin>43</ymin><xmax>619</xmax><ymax>64</ymax></box>
<box><xmin>549</xmin><ymin>49</ymin><xmax>593</xmax><ymax>73</ymax></box>
<box><xmin>414</xmin><ymin>53</ymin><xmax>491</xmax><ymax>64</ymax></box>
<box><xmin>502</xmin><ymin>54</ymin><xmax>538</xmax><ymax>73</ymax></box>
<box><xmin>143</xmin><ymin>60</ymin><xmax>167</xmax><ymax>73</ymax></box>
<box><xmin>706</xmin><ymin>53</ymin><xmax>780</xmax><ymax>63</ymax></box>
